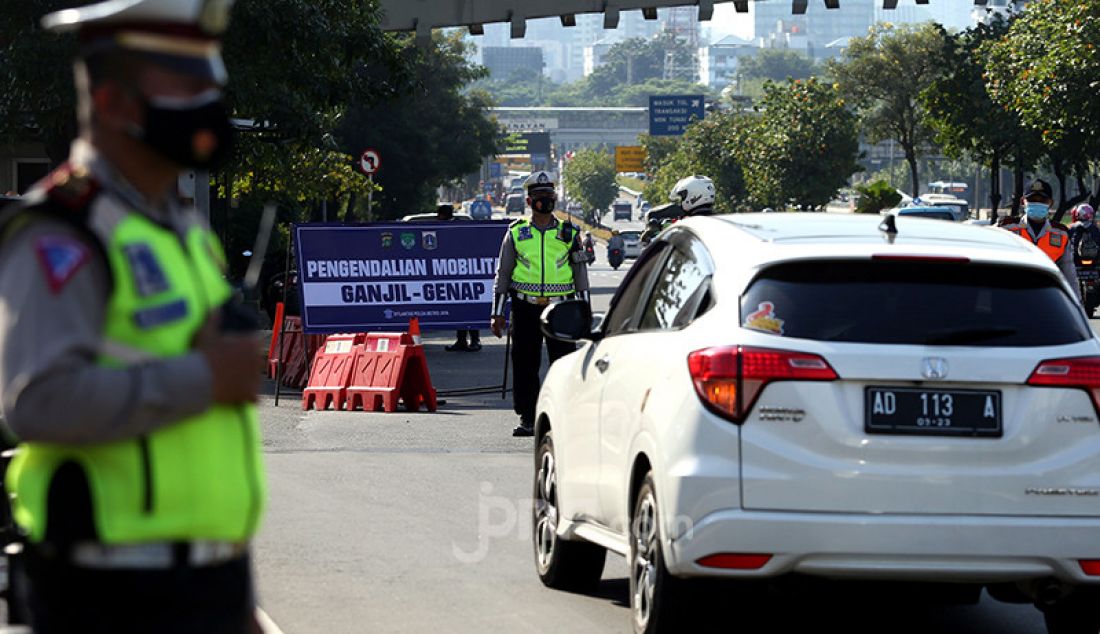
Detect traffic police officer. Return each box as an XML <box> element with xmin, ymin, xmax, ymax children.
<box><xmin>490</xmin><ymin>171</ymin><xmax>589</xmax><ymax>437</ymax></box>
<box><xmin>0</xmin><ymin>1</ymin><xmax>265</xmax><ymax>631</ymax></box>
<box><xmin>1001</xmin><ymin>179</ymin><xmax>1080</xmax><ymax>299</ymax></box>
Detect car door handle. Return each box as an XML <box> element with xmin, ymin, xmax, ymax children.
<box><xmin>595</xmin><ymin>356</ymin><xmax>611</xmax><ymax>373</ymax></box>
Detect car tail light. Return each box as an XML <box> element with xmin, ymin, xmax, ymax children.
<box><xmin>1080</xmin><ymin>560</ymin><xmax>1100</xmax><ymax>576</ymax></box>
<box><xmin>687</xmin><ymin>346</ymin><xmax>837</xmax><ymax>424</ymax></box>
<box><xmin>1027</xmin><ymin>356</ymin><xmax>1100</xmax><ymax>418</ymax></box>
<box><xmin>697</xmin><ymin>553</ymin><xmax>772</xmax><ymax>570</ymax></box>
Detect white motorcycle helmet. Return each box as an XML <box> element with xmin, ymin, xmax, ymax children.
<box><xmin>670</xmin><ymin>175</ymin><xmax>716</xmax><ymax>213</ymax></box>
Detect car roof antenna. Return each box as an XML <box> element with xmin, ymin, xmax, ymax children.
<box><xmin>878</xmin><ymin>214</ymin><xmax>898</xmax><ymax>244</ymax></box>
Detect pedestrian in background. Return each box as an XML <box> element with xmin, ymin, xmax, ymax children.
<box><xmin>439</xmin><ymin>203</ymin><xmax>482</xmax><ymax>352</ymax></box>
<box><xmin>0</xmin><ymin>1</ymin><xmax>266</xmax><ymax>631</ymax></box>
<box><xmin>490</xmin><ymin>172</ymin><xmax>589</xmax><ymax>437</ymax></box>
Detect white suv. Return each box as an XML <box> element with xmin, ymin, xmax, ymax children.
<box><xmin>531</xmin><ymin>213</ymin><xmax>1100</xmax><ymax>634</ymax></box>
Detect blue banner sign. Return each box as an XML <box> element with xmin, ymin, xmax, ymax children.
<box><xmin>649</xmin><ymin>94</ymin><xmax>705</xmax><ymax>136</ymax></box>
<box><xmin>294</xmin><ymin>222</ymin><xmax>510</xmax><ymax>333</ymax></box>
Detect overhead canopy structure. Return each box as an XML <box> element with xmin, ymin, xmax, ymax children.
<box><xmin>380</xmin><ymin>0</ymin><xmax>1000</xmax><ymax>37</ymax></box>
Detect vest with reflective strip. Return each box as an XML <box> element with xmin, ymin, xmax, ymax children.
<box><xmin>7</xmin><ymin>204</ymin><xmax>266</xmax><ymax>544</ymax></box>
<box><xmin>509</xmin><ymin>219</ymin><xmax>576</xmax><ymax>297</ymax></box>
<box><xmin>1006</xmin><ymin>223</ymin><xmax>1068</xmax><ymax>262</ymax></box>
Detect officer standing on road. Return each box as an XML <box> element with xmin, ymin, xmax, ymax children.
<box><xmin>0</xmin><ymin>1</ymin><xmax>266</xmax><ymax>631</ymax></box>
<box><xmin>1000</xmin><ymin>179</ymin><xmax>1080</xmax><ymax>299</ymax></box>
<box><xmin>490</xmin><ymin>171</ymin><xmax>589</xmax><ymax>437</ymax></box>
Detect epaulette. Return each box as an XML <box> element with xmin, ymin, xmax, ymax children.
<box><xmin>43</xmin><ymin>162</ymin><xmax>100</xmax><ymax>213</ymax></box>
<box><xmin>508</xmin><ymin>218</ymin><xmax>526</xmax><ymax>228</ymax></box>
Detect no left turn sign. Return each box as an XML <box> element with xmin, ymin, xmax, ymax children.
<box><xmin>360</xmin><ymin>148</ymin><xmax>382</xmax><ymax>175</ymax></box>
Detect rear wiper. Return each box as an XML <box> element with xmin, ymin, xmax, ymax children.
<box><xmin>922</xmin><ymin>327</ymin><xmax>1018</xmax><ymax>345</ymax></box>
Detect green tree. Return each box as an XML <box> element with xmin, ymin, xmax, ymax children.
<box><xmin>828</xmin><ymin>22</ymin><xmax>948</xmax><ymax>197</ymax></box>
<box><xmin>564</xmin><ymin>148</ymin><xmax>618</xmax><ymax>214</ymax></box>
<box><xmin>922</xmin><ymin>19</ymin><xmax>1041</xmax><ymax>215</ymax></box>
<box><xmin>854</xmin><ymin>179</ymin><xmax>902</xmax><ymax>214</ymax></box>
<box><xmin>587</xmin><ymin>33</ymin><xmax>696</xmax><ymax>96</ymax></box>
<box><xmin>644</xmin><ymin>110</ymin><xmax>748</xmax><ymax>214</ymax></box>
<box><xmin>734</xmin><ymin>78</ymin><xmax>861</xmax><ymax>209</ymax></box>
<box><xmin>980</xmin><ymin>0</ymin><xmax>1100</xmax><ymax>217</ymax></box>
<box><xmin>0</xmin><ymin>0</ymin><xmax>82</xmax><ymax>162</ymax></box>
<box><xmin>337</xmin><ymin>32</ymin><xmax>501</xmax><ymax>219</ymax></box>
<box><xmin>737</xmin><ymin>49</ymin><xmax>817</xmax><ymax>82</ymax></box>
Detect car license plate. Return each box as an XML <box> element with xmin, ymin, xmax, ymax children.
<box><xmin>865</xmin><ymin>387</ymin><xmax>1002</xmax><ymax>437</ymax></box>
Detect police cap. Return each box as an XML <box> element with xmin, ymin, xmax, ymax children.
<box><xmin>1024</xmin><ymin>178</ymin><xmax>1053</xmax><ymax>201</ymax></box>
<box><xmin>525</xmin><ymin>171</ymin><xmax>557</xmax><ymax>194</ymax></box>
<box><xmin>42</xmin><ymin>0</ymin><xmax>234</xmax><ymax>85</ymax></box>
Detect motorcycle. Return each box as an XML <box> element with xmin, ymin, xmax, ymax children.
<box><xmin>608</xmin><ymin>247</ymin><xmax>624</xmax><ymax>271</ymax></box>
<box><xmin>1076</xmin><ymin>256</ymin><xmax>1100</xmax><ymax>317</ymax></box>
<box><xmin>584</xmin><ymin>243</ymin><xmax>595</xmax><ymax>265</ymax></box>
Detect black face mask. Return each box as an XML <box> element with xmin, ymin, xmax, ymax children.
<box><xmin>131</xmin><ymin>90</ymin><xmax>234</xmax><ymax>169</ymax></box>
<box><xmin>531</xmin><ymin>197</ymin><xmax>556</xmax><ymax>214</ymax></box>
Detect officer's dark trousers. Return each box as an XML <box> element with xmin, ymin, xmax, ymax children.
<box><xmin>511</xmin><ymin>298</ymin><xmax>576</xmax><ymax>424</ymax></box>
<box><xmin>18</xmin><ymin>548</ymin><xmax>255</xmax><ymax>634</ymax></box>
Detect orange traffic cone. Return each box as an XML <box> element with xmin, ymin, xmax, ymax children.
<box><xmin>409</xmin><ymin>317</ymin><xmax>422</xmax><ymax>345</ymax></box>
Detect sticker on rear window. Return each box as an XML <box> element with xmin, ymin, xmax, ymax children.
<box><xmin>744</xmin><ymin>301</ymin><xmax>785</xmax><ymax>335</ymax></box>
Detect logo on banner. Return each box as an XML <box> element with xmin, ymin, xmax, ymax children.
<box><xmin>422</xmin><ymin>231</ymin><xmax>438</xmax><ymax>251</ymax></box>
<box><xmin>381</xmin><ymin>232</ymin><xmax>393</xmax><ymax>249</ymax></box>
<box><xmin>400</xmin><ymin>232</ymin><xmax>416</xmax><ymax>250</ymax></box>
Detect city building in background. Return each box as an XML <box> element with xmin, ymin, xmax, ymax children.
<box><xmin>481</xmin><ymin>46</ymin><xmax>545</xmax><ymax>80</ymax></box>
<box><xmin>699</xmin><ymin>35</ymin><xmax>755</xmax><ymax>90</ymax></box>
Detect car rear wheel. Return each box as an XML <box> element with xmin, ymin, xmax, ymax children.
<box><xmin>630</xmin><ymin>474</ymin><xmax>693</xmax><ymax>634</ymax></box>
<box><xmin>1040</xmin><ymin>587</ymin><xmax>1100</xmax><ymax>634</ymax></box>
<box><xmin>533</xmin><ymin>432</ymin><xmax>606</xmax><ymax>592</ymax></box>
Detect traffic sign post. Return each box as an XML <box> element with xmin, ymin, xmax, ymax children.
<box><xmin>615</xmin><ymin>146</ymin><xmax>646</xmax><ymax>173</ymax></box>
<box><xmin>649</xmin><ymin>95</ymin><xmax>705</xmax><ymax>136</ymax></box>
<box><xmin>359</xmin><ymin>148</ymin><xmax>382</xmax><ymax>221</ymax></box>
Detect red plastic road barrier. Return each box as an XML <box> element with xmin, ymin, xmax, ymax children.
<box><xmin>302</xmin><ymin>333</ymin><xmax>364</xmax><ymax>411</ymax></box>
<box><xmin>346</xmin><ymin>333</ymin><xmax>437</xmax><ymax>413</ymax></box>
<box><xmin>266</xmin><ymin>302</ymin><xmax>285</xmax><ymax>374</ymax></box>
<box><xmin>270</xmin><ymin>316</ymin><xmax>303</xmax><ymax>381</ymax></box>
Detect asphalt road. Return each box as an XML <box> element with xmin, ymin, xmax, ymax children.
<box><xmin>253</xmin><ymin>255</ymin><xmax>1064</xmax><ymax>634</ymax></box>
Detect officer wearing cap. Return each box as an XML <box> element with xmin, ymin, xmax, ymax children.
<box><xmin>0</xmin><ymin>1</ymin><xmax>265</xmax><ymax>631</ymax></box>
<box><xmin>1001</xmin><ymin>179</ymin><xmax>1080</xmax><ymax>300</ymax></box>
<box><xmin>490</xmin><ymin>171</ymin><xmax>589</xmax><ymax>437</ymax></box>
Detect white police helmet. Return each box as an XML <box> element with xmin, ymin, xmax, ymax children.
<box><xmin>670</xmin><ymin>175</ymin><xmax>715</xmax><ymax>212</ymax></box>
<box><xmin>524</xmin><ymin>171</ymin><xmax>557</xmax><ymax>194</ymax></box>
<box><xmin>42</xmin><ymin>0</ymin><xmax>234</xmax><ymax>84</ymax></box>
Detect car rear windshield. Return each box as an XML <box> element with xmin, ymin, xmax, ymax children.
<box><xmin>741</xmin><ymin>260</ymin><xmax>1090</xmax><ymax>346</ymax></box>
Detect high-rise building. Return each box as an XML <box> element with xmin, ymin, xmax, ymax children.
<box><xmin>724</xmin><ymin>0</ymin><xmax>875</xmax><ymax>58</ymax></box>
<box><xmin>699</xmin><ymin>35</ymin><xmax>756</xmax><ymax>90</ymax></box>
<box><xmin>481</xmin><ymin>46</ymin><xmax>545</xmax><ymax>81</ymax></box>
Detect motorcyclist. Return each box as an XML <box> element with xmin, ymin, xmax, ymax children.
<box><xmin>1070</xmin><ymin>204</ymin><xmax>1100</xmax><ymax>259</ymax></box>
<box><xmin>607</xmin><ymin>230</ymin><xmax>625</xmax><ymax>253</ymax></box>
<box><xmin>582</xmin><ymin>231</ymin><xmax>595</xmax><ymax>264</ymax></box>
<box><xmin>642</xmin><ymin>175</ymin><xmax>716</xmax><ymax>245</ymax></box>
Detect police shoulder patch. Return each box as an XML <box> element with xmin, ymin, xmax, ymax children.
<box><xmin>35</xmin><ymin>235</ymin><xmax>91</xmax><ymax>294</ymax></box>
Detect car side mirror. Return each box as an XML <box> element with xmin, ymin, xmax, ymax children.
<box><xmin>541</xmin><ymin>300</ymin><xmax>595</xmax><ymax>342</ymax></box>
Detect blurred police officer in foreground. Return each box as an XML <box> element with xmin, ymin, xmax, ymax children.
<box><xmin>490</xmin><ymin>172</ymin><xmax>589</xmax><ymax>437</ymax></box>
<box><xmin>1000</xmin><ymin>178</ymin><xmax>1080</xmax><ymax>299</ymax></box>
<box><xmin>0</xmin><ymin>0</ymin><xmax>265</xmax><ymax>631</ymax></box>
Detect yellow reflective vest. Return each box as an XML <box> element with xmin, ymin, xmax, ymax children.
<box><xmin>7</xmin><ymin>204</ymin><xmax>266</xmax><ymax>544</ymax></box>
<box><xmin>509</xmin><ymin>219</ymin><xmax>576</xmax><ymax>297</ymax></box>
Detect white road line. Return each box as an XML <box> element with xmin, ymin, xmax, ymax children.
<box><xmin>257</xmin><ymin>607</ymin><xmax>286</xmax><ymax>634</ymax></box>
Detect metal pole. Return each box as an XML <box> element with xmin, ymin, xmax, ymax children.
<box><xmin>274</xmin><ymin>230</ymin><xmax>292</xmax><ymax>407</ymax></box>
<box><xmin>367</xmin><ymin>174</ymin><xmax>374</xmax><ymax>221</ymax></box>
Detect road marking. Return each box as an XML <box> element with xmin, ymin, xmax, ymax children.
<box><xmin>257</xmin><ymin>608</ymin><xmax>286</xmax><ymax>634</ymax></box>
